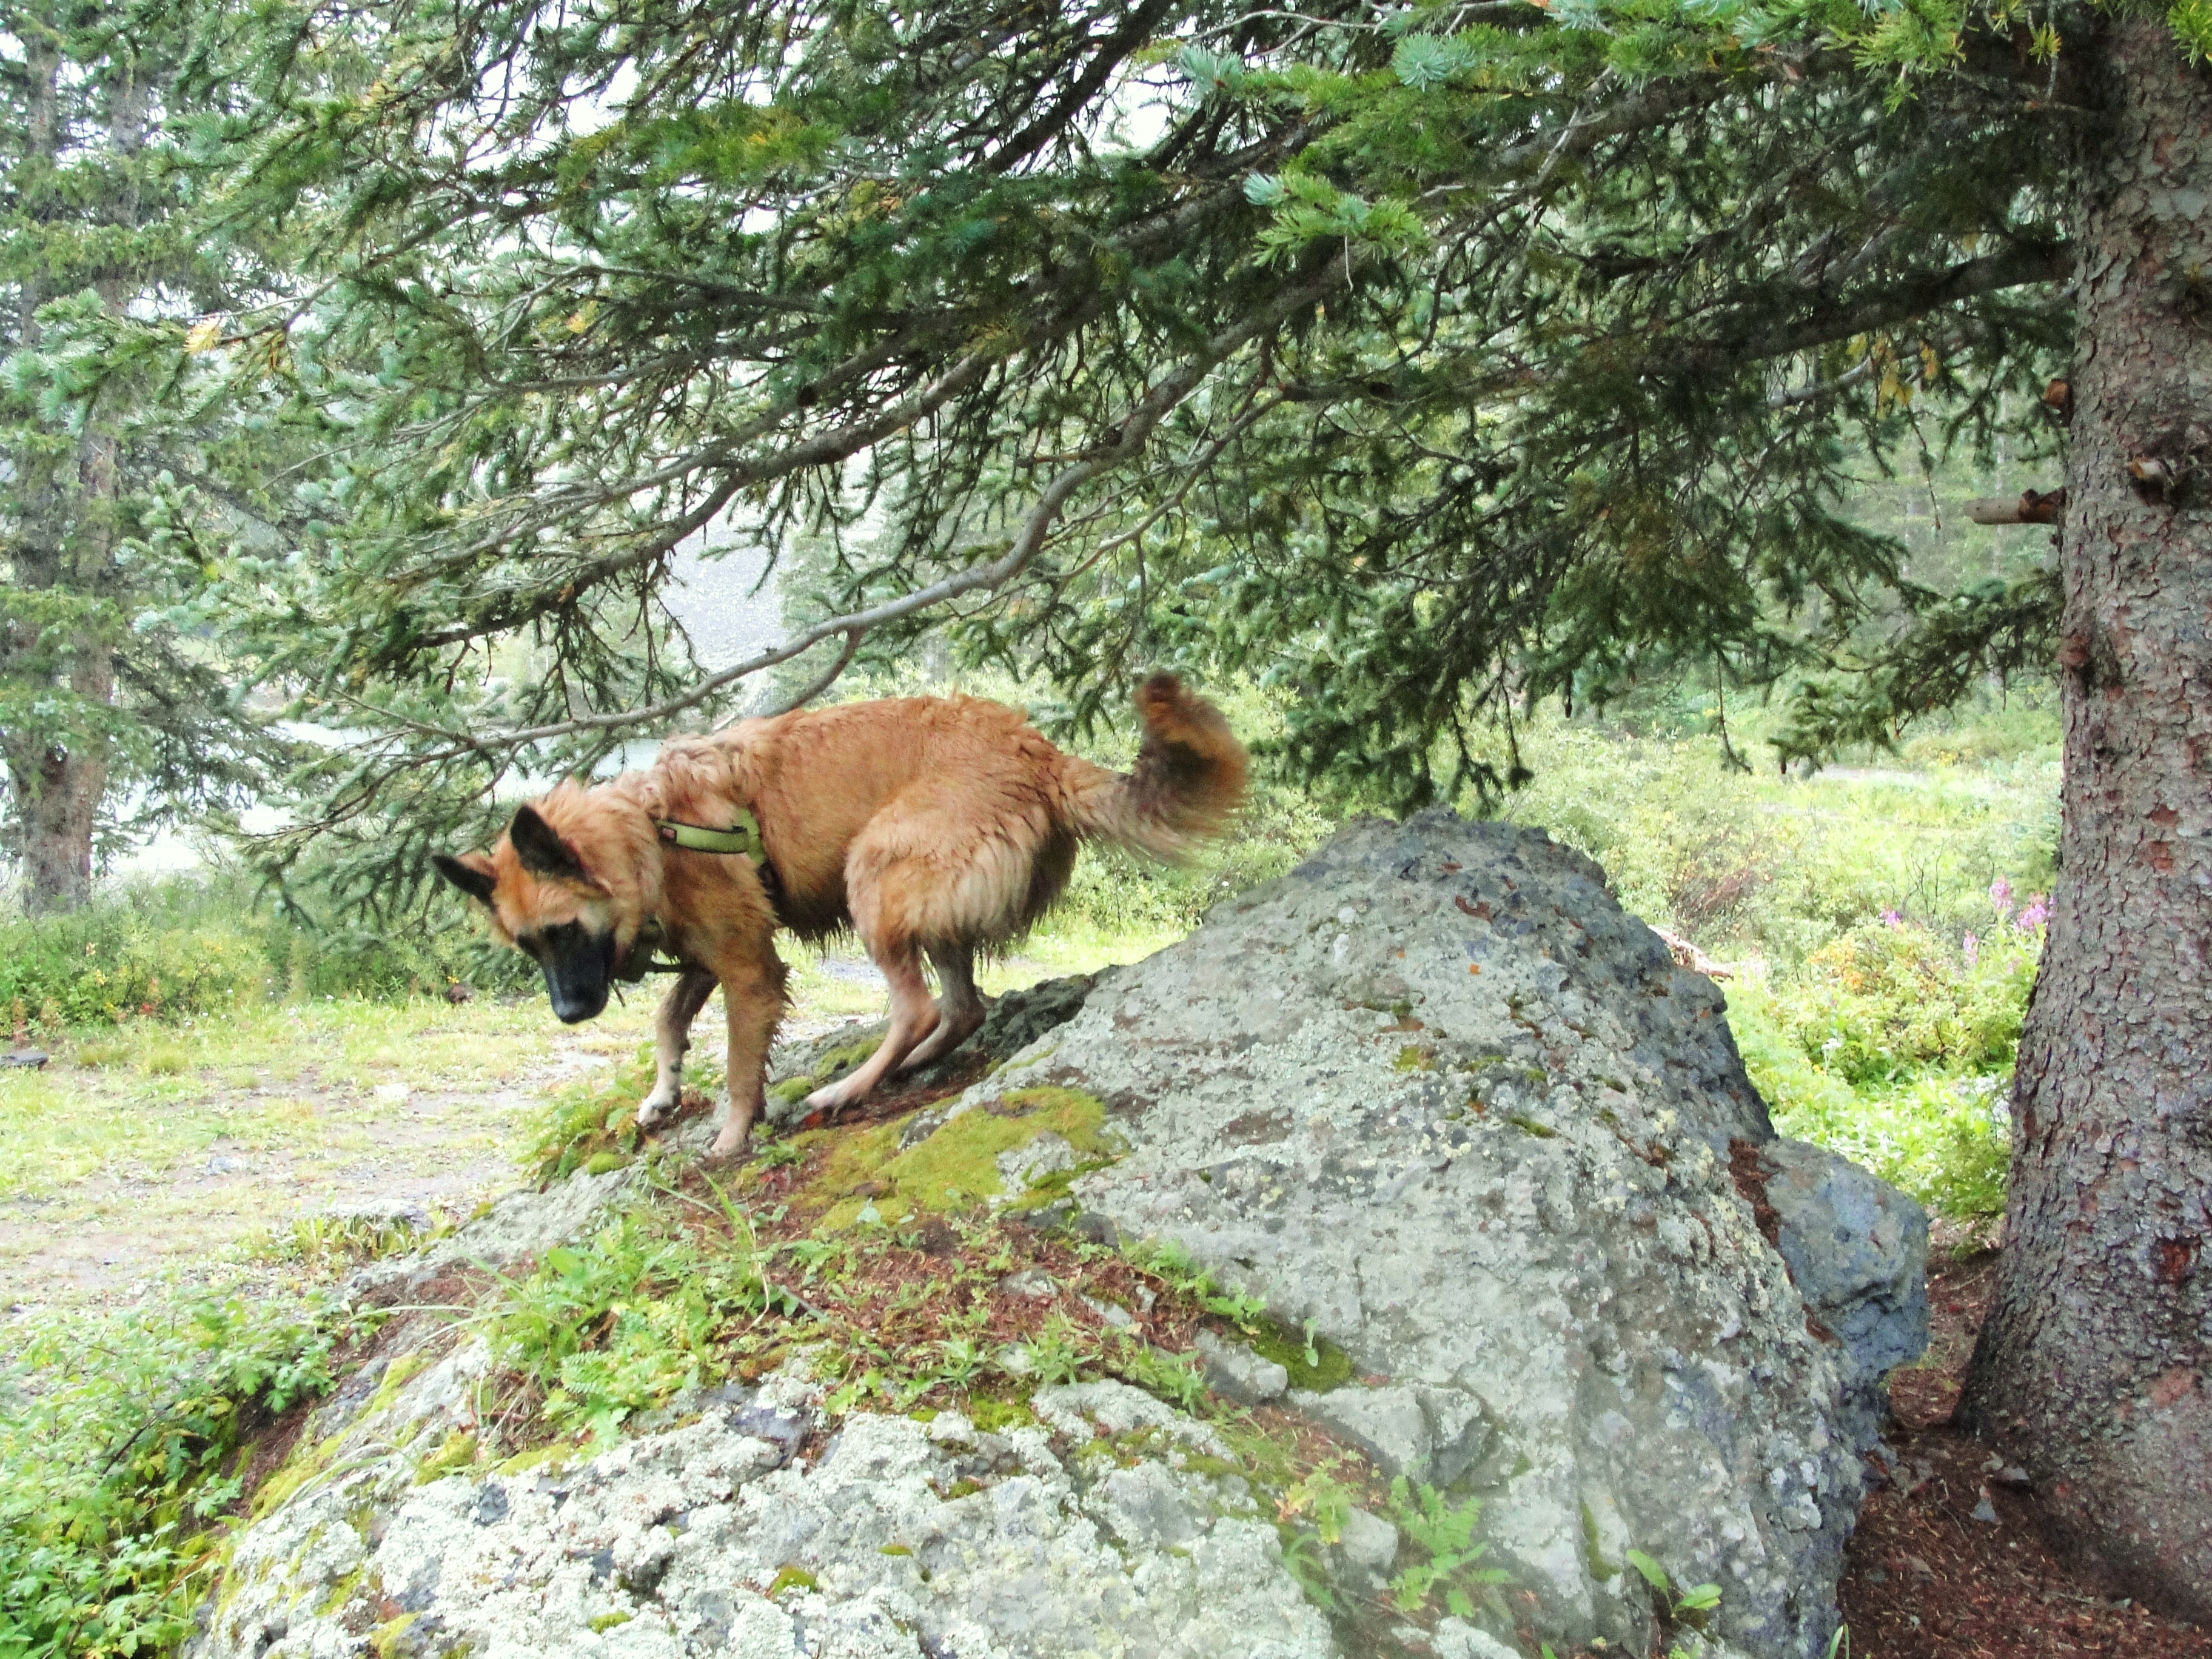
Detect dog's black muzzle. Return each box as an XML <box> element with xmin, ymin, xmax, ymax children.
<box><xmin>532</xmin><ymin>925</ymin><xmax>619</xmax><ymax>1024</ymax></box>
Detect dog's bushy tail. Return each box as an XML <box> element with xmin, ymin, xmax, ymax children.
<box><xmin>1060</xmin><ymin>674</ymin><xmax>1250</xmax><ymax>860</ymax></box>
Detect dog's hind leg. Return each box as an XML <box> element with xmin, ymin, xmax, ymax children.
<box><xmin>637</xmin><ymin>968</ymin><xmax>717</xmax><ymax>1132</ymax></box>
<box><xmin>804</xmin><ymin>939</ymin><xmax>939</xmax><ymax>1114</ymax></box>
<box><xmin>897</xmin><ymin>942</ymin><xmax>987</xmax><ymax>1073</ymax></box>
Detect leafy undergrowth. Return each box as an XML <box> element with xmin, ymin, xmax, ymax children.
<box><xmin>464</xmin><ymin>1171</ymin><xmax>1506</xmax><ymax>1640</ymax></box>
<box><xmin>1731</xmin><ymin>908</ymin><xmax>2041</xmax><ymax>1227</ymax></box>
<box><xmin>525</xmin><ymin>1042</ymin><xmax>726</xmax><ymax>1185</ymax></box>
<box><xmin>0</xmin><ymin>1290</ymin><xmax>353</xmax><ymax>1659</ymax></box>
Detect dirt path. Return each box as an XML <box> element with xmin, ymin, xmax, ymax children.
<box><xmin>0</xmin><ymin>949</ymin><xmax>1080</xmax><ymax>1312</ymax></box>
<box><xmin>0</xmin><ymin>1000</ymin><xmax>658</xmax><ymax>1309</ymax></box>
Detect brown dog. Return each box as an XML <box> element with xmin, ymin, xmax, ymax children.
<box><xmin>432</xmin><ymin>674</ymin><xmax>1247</xmax><ymax>1156</ymax></box>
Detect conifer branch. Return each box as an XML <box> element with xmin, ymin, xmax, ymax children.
<box><xmin>378</xmin><ymin>256</ymin><xmax>1346</xmax><ymax>753</ymax></box>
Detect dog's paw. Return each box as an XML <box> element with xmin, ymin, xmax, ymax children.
<box><xmin>704</xmin><ymin>1130</ymin><xmax>751</xmax><ymax>1163</ymax></box>
<box><xmin>636</xmin><ymin>1094</ymin><xmax>678</xmax><ymax>1130</ymax></box>
<box><xmin>802</xmin><ymin>1079</ymin><xmax>865</xmax><ymax>1114</ymax></box>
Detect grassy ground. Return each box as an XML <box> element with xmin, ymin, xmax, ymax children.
<box><xmin>0</xmin><ymin>939</ymin><xmax>1173</xmax><ymax>1311</ymax></box>
<box><xmin>0</xmin><ymin>997</ymin><xmax>614</xmax><ymax>1306</ymax></box>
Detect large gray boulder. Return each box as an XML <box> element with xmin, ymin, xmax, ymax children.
<box><xmin>193</xmin><ymin>813</ymin><xmax>1922</xmax><ymax>1659</ymax></box>
<box><xmin>197</xmin><ymin>1352</ymin><xmax>1330</xmax><ymax>1659</ymax></box>
<box><xmin>946</xmin><ymin>811</ymin><xmax>1925</xmax><ymax>1657</ymax></box>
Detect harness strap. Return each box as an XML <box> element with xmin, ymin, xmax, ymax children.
<box><xmin>652</xmin><ymin>806</ymin><xmax>785</xmax><ymax>917</ymax></box>
<box><xmin>654</xmin><ymin>809</ymin><xmax>765</xmax><ymax>859</ymax></box>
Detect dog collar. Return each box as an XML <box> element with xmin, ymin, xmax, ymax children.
<box><xmin>654</xmin><ymin>809</ymin><xmax>765</xmax><ymax>860</ymax></box>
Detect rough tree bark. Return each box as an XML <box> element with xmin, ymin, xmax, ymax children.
<box><xmin>1960</xmin><ymin>18</ymin><xmax>2212</xmax><ymax>1617</ymax></box>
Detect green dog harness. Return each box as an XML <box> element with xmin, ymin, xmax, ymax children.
<box><xmin>653</xmin><ymin>809</ymin><xmax>765</xmax><ymax>860</ymax></box>
<box><xmin>623</xmin><ymin>808</ymin><xmax>780</xmax><ymax>982</ymax></box>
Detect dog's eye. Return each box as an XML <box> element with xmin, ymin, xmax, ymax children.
<box><xmin>520</xmin><ymin>922</ymin><xmax>588</xmax><ymax>959</ymax></box>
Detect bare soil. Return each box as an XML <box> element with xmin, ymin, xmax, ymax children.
<box><xmin>1837</xmin><ymin>1250</ymin><xmax>2212</xmax><ymax>1658</ymax></box>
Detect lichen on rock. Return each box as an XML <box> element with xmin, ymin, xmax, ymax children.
<box><xmin>196</xmin><ymin>1362</ymin><xmax>1332</xmax><ymax>1659</ymax></box>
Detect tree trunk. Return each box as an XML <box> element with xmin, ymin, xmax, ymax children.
<box><xmin>5</xmin><ymin>740</ymin><xmax>107</xmax><ymax>914</ymax></box>
<box><xmin>1959</xmin><ymin>17</ymin><xmax>2212</xmax><ymax>1617</ymax></box>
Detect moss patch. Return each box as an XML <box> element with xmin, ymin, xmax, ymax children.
<box><xmin>767</xmin><ymin>1564</ymin><xmax>820</xmax><ymax>1598</ymax></box>
<box><xmin>249</xmin><ymin>1346</ymin><xmax>429</xmax><ymax>1514</ymax></box>
<box><xmin>1245</xmin><ymin>1324</ymin><xmax>1356</xmax><ymax>1393</ymax></box>
<box><xmin>493</xmin><ymin>1441</ymin><xmax>576</xmax><ymax>1478</ymax></box>
<box><xmin>806</xmin><ymin>1087</ymin><xmax>1116</xmax><ymax>1228</ymax></box>
<box><xmin>965</xmin><ymin>1393</ymin><xmax>1041</xmax><ymax>1434</ymax></box>
<box><xmin>250</xmin><ymin>1429</ymin><xmax>346</xmax><ymax>1519</ymax></box>
<box><xmin>768</xmin><ymin>1037</ymin><xmax>882</xmax><ymax>1107</ymax></box>
<box><xmin>317</xmin><ymin>1567</ymin><xmax>366</xmax><ymax>1617</ymax></box>
<box><xmin>412</xmin><ymin>1429</ymin><xmax>479</xmax><ymax>1485</ymax></box>
<box><xmin>1583</xmin><ymin>1500</ymin><xmax>1622</xmax><ymax>1581</ymax></box>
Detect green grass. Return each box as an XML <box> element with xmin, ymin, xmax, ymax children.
<box><xmin>0</xmin><ymin>995</ymin><xmax>649</xmax><ymax>1299</ymax></box>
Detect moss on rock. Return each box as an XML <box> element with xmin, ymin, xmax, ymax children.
<box><xmin>803</xmin><ymin>1087</ymin><xmax>1118</xmax><ymax>1228</ymax></box>
<box><xmin>1244</xmin><ymin>1325</ymin><xmax>1356</xmax><ymax>1393</ymax></box>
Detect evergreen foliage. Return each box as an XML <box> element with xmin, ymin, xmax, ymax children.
<box><xmin>212</xmin><ymin>0</ymin><xmax>2102</xmax><ymax>902</ymax></box>
<box><xmin>0</xmin><ymin>0</ymin><xmax>301</xmax><ymax>908</ymax></box>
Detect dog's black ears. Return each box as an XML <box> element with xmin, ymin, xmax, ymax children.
<box><xmin>508</xmin><ymin>804</ymin><xmax>592</xmax><ymax>885</ymax></box>
<box><xmin>431</xmin><ymin>852</ymin><xmax>497</xmax><ymax>905</ymax></box>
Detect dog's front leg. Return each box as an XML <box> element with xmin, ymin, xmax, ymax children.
<box><xmin>638</xmin><ymin>968</ymin><xmax>717</xmax><ymax>1131</ymax></box>
<box><xmin>709</xmin><ymin>952</ymin><xmax>787</xmax><ymax>1159</ymax></box>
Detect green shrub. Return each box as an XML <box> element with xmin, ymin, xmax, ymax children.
<box><xmin>0</xmin><ymin>897</ymin><xmax>264</xmax><ymax>1030</ymax></box>
<box><xmin>0</xmin><ymin>870</ymin><xmax>534</xmax><ymax>1033</ymax></box>
<box><xmin>1736</xmin><ymin>1004</ymin><xmax>2014</xmax><ymax>1221</ymax></box>
<box><xmin>0</xmin><ymin>1290</ymin><xmax>342</xmax><ymax>1659</ymax></box>
<box><xmin>257</xmin><ymin>891</ymin><xmax>535</xmax><ymax>1002</ymax></box>
<box><xmin>1728</xmin><ymin>914</ymin><xmax>2038</xmax><ymax>1221</ymax></box>
<box><xmin>1766</xmin><ymin>918</ymin><xmax>2037</xmax><ymax>1087</ymax></box>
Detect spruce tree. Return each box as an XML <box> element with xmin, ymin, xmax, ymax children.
<box><xmin>0</xmin><ymin>0</ymin><xmax>287</xmax><ymax>910</ymax></box>
<box><xmin>232</xmin><ymin>0</ymin><xmax>2212</xmax><ymax>1618</ymax></box>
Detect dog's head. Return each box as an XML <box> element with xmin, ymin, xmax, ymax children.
<box><xmin>432</xmin><ymin>794</ymin><xmax>648</xmax><ymax>1025</ymax></box>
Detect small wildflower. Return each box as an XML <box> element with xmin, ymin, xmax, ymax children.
<box><xmin>1988</xmin><ymin>877</ymin><xmax>2013</xmax><ymax>920</ymax></box>
<box><xmin>1881</xmin><ymin>908</ymin><xmax>1903</xmax><ymax>929</ymax></box>
<box><xmin>1962</xmin><ymin>931</ymin><xmax>1979</xmax><ymax>968</ymax></box>
<box><xmin>2017</xmin><ymin>895</ymin><xmax>2049</xmax><ymax>931</ymax></box>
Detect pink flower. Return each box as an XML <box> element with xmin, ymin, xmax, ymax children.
<box><xmin>1989</xmin><ymin>877</ymin><xmax>2013</xmax><ymax>920</ymax></box>
<box><xmin>1882</xmin><ymin>908</ymin><xmax>1903</xmax><ymax>929</ymax></box>
<box><xmin>2017</xmin><ymin>896</ymin><xmax>2049</xmax><ymax>931</ymax></box>
<box><xmin>1962</xmin><ymin>931</ymin><xmax>1979</xmax><ymax>967</ymax></box>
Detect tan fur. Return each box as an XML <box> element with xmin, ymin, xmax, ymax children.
<box><xmin>446</xmin><ymin>674</ymin><xmax>1245</xmax><ymax>1156</ymax></box>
